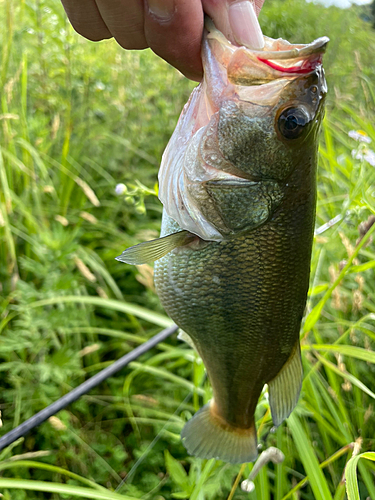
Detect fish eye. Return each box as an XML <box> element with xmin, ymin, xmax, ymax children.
<box><xmin>278</xmin><ymin>107</ymin><xmax>310</xmax><ymax>140</ymax></box>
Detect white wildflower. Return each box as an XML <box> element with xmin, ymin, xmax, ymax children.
<box><xmin>115</xmin><ymin>183</ymin><xmax>127</xmax><ymax>195</ymax></box>
<box><xmin>351</xmin><ymin>147</ymin><xmax>375</xmax><ymax>167</ymax></box>
<box><xmin>351</xmin><ymin>149</ymin><xmax>364</xmax><ymax>161</ymax></box>
<box><xmin>348</xmin><ymin>130</ymin><xmax>372</xmax><ymax>144</ymax></box>
<box><xmin>364</xmin><ymin>149</ymin><xmax>375</xmax><ymax>167</ymax></box>
<box><xmin>95</xmin><ymin>81</ymin><xmax>105</xmax><ymax>91</ymax></box>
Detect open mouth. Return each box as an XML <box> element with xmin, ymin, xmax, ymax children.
<box><xmin>258</xmin><ymin>36</ymin><xmax>329</xmax><ymax>60</ymax></box>
<box><xmin>205</xmin><ymin>18</ymin><xmax>329</xmax><ymax>84</ymax></box>
<box><xmin>256</xmin><ymin>36</ymin><xmax>329</xmax><ymax>74</ymax></box>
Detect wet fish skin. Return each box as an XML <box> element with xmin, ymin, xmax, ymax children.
<box><xmin>117</xmin><ymin>21</ymin><xmax>328</xmax><ymax>464</ymax></box>
<box><xmin>154</xmin><ymin>119</ymin><xmax>316</xmax><ymax>437</ymax></box>
<box><xmin>153</xmin><ymin>30</ymin><xmax>327</xmax><ymax>463</ymax></box>
<box><xmin>154</xmin><ymin>190</ymin><xmax>310</xmax><ymax>462</ymax></box>
<box><xmin>157</xmin><ymin>23</ymin><xmax>328</xmax><ymax>242</ymax></box>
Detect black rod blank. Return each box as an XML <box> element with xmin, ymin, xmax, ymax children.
<box><xmin>0</xmin><ymin>325</ymin><xmax>178</xmax><ymax>451</ymax></box>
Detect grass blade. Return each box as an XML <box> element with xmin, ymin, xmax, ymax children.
<box><xmin>0</xmin><ymin>478</ymin><xmax>138</xmax><ymax>500</ymax></box>
<box><xmin>305</xmin><ymin>344</ymin><xmax>375</xmax><ymax>364</ymax></box>
<box><xmin>345</xmin><ymin>452</ymin><xmax>375</xmax><ymax>500</ymax></box>
<box><xmin>316</xmin><ymin>354</ymin><xmax>375</xmax><ymax>400</ymax></box>
<box><xmin>287</xmin><ymin>413</ymin><xmax>333</xmax><ymax>500</ymax></box>
<box><xmin>28</xmin><ymin>295</ymin><xmax>173</xmax><ymax>327</ymax></box>
<box><xmin>0</xmin><ymin>460</ymin><xmax>106</xmax><ymax>491</ymax></box>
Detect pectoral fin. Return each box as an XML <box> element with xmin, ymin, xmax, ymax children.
<box><xmin>116</xmin><ymin>230</ymin><xmax>196</xmax><ymax>265</ymax></box>
<box><xmin>268</xmin><ymin>342</ymin><xmax>302</xmax><ymax>426</ymax></box>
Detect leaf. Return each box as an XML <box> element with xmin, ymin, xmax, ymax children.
<box><xmin>303</xmin><ymin>219</ymin><xmax>375</xmax><ymax>333</ymax></box>
<box><xmin>165</xmin><ymin>450</ymin><xmax>191</xmax><ymax>495</ymax></box>
<box><xmin>287</xmin><ymin>413</ymin><xmax>333</xmax><ymax>500</ymax></box>
<box><xmin>308</xmin><ymin>284</ymin><xmax>329</xmax><ymax>296</ymax></box>
<box><xmin>303</xmin><ymin>301</ymin><xmax>325</xmax><ymax>333</ymax></box>
<box><xmin>129</xmin><ymin>361</ymin><xmax>205</xmax><ymax>396</ymax></box>
<box><xmin>349</xmin><ymin>260</ymin><xmax>375</xmax><ymax>273</ymax></box>
<box><xmin>172</xmin><ymin>493</ymin><xmax>189</xmax><ymax>499</ymax></box>
<box><xmin>316</xmin><ymin>354</ymin><xmax>375</xmax><ymax>400</ymax></box>
<box><xmin>0</xmin><ymin>478</ymin><xmax>137</xmax><ymax>500</ymax></box>
<box><xmin>189</xmin><ymin>459</ymin><xmax>216</xmax><ymax>500</ymax></box>
<box><xmin>306</xmin><ymin>344</ymin><xmax>375</xmax><ymax>364</ymax></box>
<box><xmin>345</xmin><ymin>452</ymin><xmax>375</xmax><ymax>500</ymax></box>
<box><xmin>29</xmin><ymin>295</ymin><xmax>173</xmax><ymax>327</ymax></box>
<box><xmin>0</xmin><ymin>460</ymin><xmax>106</xmax><ymax>491</ymax></box>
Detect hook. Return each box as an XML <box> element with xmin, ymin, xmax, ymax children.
<box><xmin>241</xmin><ymin>446</ymin><xmax>285</xmax><ymax>493</ymax></box>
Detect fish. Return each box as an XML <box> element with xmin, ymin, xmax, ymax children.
<box><xmin>117</xmin><ymin>19</ymin><xmax>328</xmax><ymax>464</ymax></box>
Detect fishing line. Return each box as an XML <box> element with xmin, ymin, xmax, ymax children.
<box><xmin>0</xmin><ymin>325</ymin><xmax>178</xmax><ymax>452</ymax></box>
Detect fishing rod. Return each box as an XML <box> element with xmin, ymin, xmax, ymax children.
<box><xmin>0</xmin><ymin>325</ymin><xmax>178</xmax><ymax>451</ymax></box>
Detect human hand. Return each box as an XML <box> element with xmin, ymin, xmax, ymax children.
<box><xmin>60</xmin><ymin>0</ymin><xmax>265</xmax><ymax>81</ymax></box>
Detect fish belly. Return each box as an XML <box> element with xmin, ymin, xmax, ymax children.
<box><xmin>154</xmin><ymin>201</ymin><xmax>314</xmax><ymax>430</ymax></box>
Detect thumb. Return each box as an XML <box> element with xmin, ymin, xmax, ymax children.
<box><xmin>202</xmin><ymin>0</ymin><xmax>264</xmax><ymax>49</ymax></box>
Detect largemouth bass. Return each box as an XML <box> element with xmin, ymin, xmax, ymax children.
<box><xmin>117</xmin><ymin>19</ymin><xmax>328</xmax><ymax>464</ymax></box>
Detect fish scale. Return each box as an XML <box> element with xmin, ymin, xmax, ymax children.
<box><xmin>155</xmin><ymin>181</ymin><xmax>314</xmax><ymax>424</ymax></box>
<box><xmin>117</xmin><ymin>19</ymin><xmax>328</xmax><ymax>463</ymax></box>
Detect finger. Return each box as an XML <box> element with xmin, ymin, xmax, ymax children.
<box><xmin>250</xmin><ymin>0</ymin><xmax>264</xmax><ymax>16</ymax></box>
<box><xmin>202</xmin><ymin>0</ymin><xmax>230</xmax><ymax>41</ymax></box>
<box><xmin>144</xmin><ymin>0</ymin><xmax>204</xmax><ymax>81</ymax></box>
<box><xmin>228</xmin><ymin>1</ymin><xmax>264</xmax><ymax>48</ymax></box>
<box><xmin>61</xmin><ymin>0</ymin><xmax>112</xmax><ymax>41</ymax></box>
<box><xmin>95</xmin><ymin>0</ymin><xmax>148</xmax><ymax>50</ymax></box>
<box><xmin>202</xmin><ymin>0</ymin><xmax>264</xmax><ymax>48</ymax></box>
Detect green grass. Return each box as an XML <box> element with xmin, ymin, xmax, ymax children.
<box><xmin>1</xmin><ymin>0</ymin><xmax>375</xmax><ymax>498</ymax></box>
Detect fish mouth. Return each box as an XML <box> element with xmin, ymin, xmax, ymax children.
<box><xmin>202</xmin><ymin>159</ymin><xmax>263</xmax><ymax>184</ymax></box>
<box><xmin>205</xmin><ymin>172</ymin><xmax>261</xmax><ymax>186</ymax></box>
<box><xmin>255</xmin><ymin>37</ymin><xmax>329</xmax><ymax>75</ymax></box>
<box><xmin>257</xmin><ymin>36</ymin><xmax>329</xmax><ymax>61</ymax></box>
<box><xmin>205</xmin><ymin>177</ymin><xmax>259</xmax><ymax>187</ymax></box>
<box><xmin>205</xmin><ymin>18</ymin><xmax>329</xmax><ymax>85</ymax></box>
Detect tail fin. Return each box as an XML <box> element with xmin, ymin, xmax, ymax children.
<box><xmin>181</xmin><ymin>402</ymin><xmax>258</xmax><ymax>464</ymax></box>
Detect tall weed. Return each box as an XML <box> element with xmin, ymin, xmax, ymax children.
<box><xmin>0</xmin><ymin>0</ymin><xmax>375</xmax><ymax>498</ymax></box>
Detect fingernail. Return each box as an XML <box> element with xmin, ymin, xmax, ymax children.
<box><xmin>147</xmin><ymin>0</ymin><xmax>175</xmax><ymax>20</ymax></box>
<box><xmin>229</xmin><ymin>1</ymin><xmax>264</xmax><ymax>50</ymax></box>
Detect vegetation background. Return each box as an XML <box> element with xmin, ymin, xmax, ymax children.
<box><xmin>1</xmin><ymin>0</ymin><xmax>375</xmax><ymax>498</ymax></box>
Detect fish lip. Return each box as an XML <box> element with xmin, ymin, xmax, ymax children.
<box><xmin>255</xmin><ymin>37</ymin><xmax>329</xmax><ymax>75</ymax></box>
<box><xmin>205</xmin><ymin>17</ymin><xmax>329</xmax><ymax>60</ymax></box>
<box><xmin>202</xmin><ymin>162</ymin><xmax>264</xmax><ymax>184</ymax></box>
<box><xmin>205</xmin><ymin>17</ymin><xmax>329</xmax><ymax>77</ymax></box>
<box><xmin>205</xmin><ymin>177</ymin><xmax>258</xmax><ymax>186</ymax></box>
<box><xmin>255</xmin><ymin>36</ymin><xmax>330</xmax><ymax>60</ymax></box>
<box><xmin>205</xmin><ymin>171</ymin><xmax>283</xmax><ymax>187</ymax></box>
